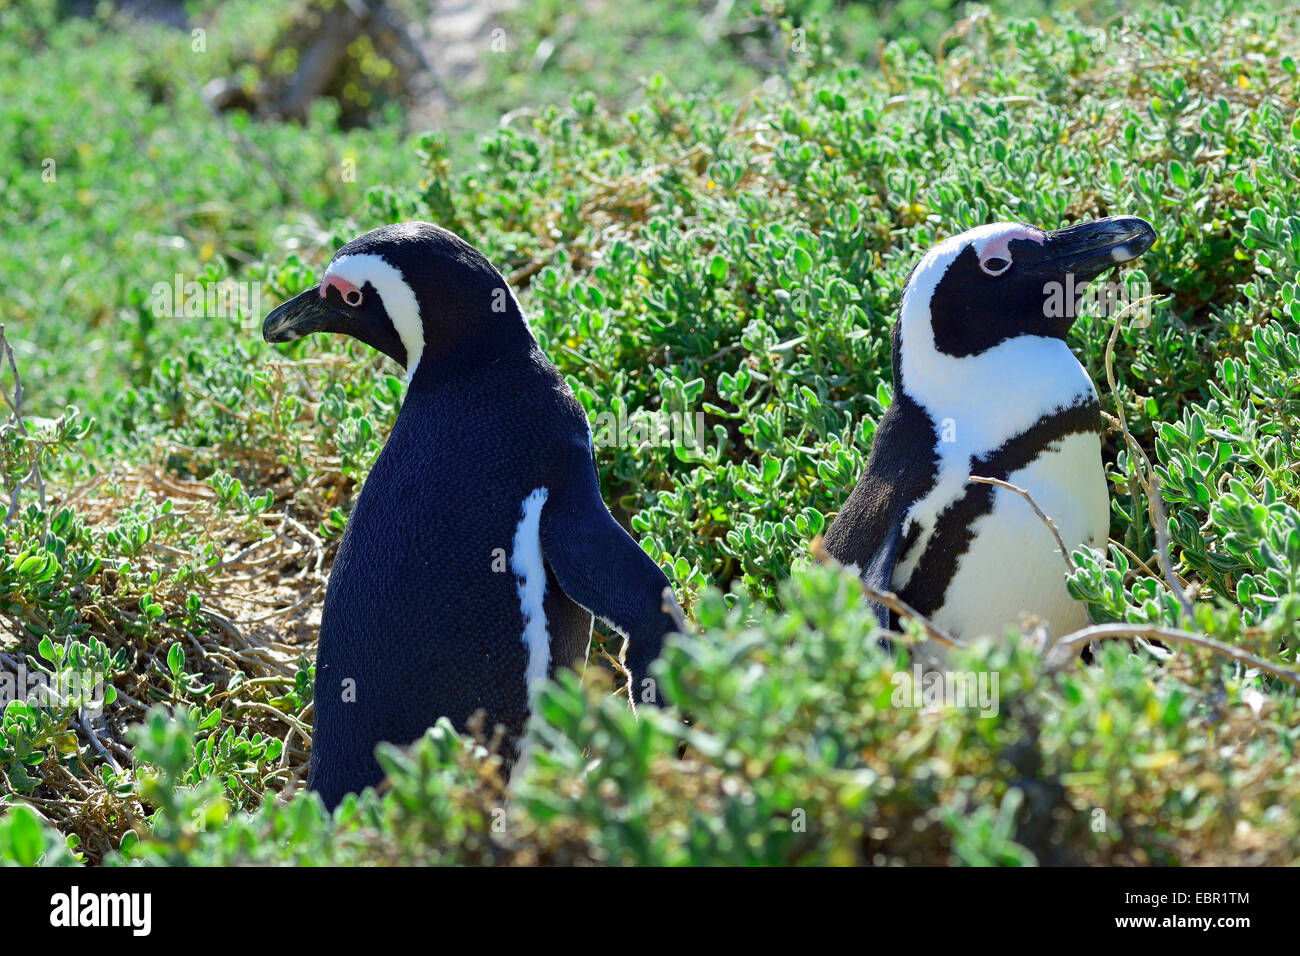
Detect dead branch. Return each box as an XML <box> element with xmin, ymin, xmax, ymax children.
<box><xmin>968</xmin><ymin>474</ymin><xmax>1076</xmax><ymax>573</ymax></box>
<box><xmin>1051</xmin><ymin>622</ymin><xmax>1300</xmax><ymax>690</ymax></box>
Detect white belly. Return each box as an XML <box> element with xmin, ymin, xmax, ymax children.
<box><xmin>917</xmin><ymin>431</ymin><xmax>1108</xmax><ymax>644</ymax></box>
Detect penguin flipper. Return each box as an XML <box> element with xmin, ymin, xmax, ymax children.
<box><xmin>859</xmin><ymin>518</ymin><xmax>902</xmax><ymax>632</ymax></box>
<box><xmin>539</xmin><ymin>458</ymin><xmax>679</xmax><ymax>706</ymax></box>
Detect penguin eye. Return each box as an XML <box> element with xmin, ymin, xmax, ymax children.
<box><xmin>980</xmin><ymin>256</ymin><xmax>1011</xmax><ymax>277</ymax></box>
<box><xmin>343</xmin><ymin>288</ymin><xmax>364</xmax><ymax>307</ymax></box>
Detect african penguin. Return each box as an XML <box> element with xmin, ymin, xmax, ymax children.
<box><xmin>823</xmin><ymin>216</ymin><xmax>1157</xmax><ymax>651</ymax></box>
<box><xmin>262</xmin><ymin>222</ymin><xmax>681</xmax><ymax>809</ymax></box>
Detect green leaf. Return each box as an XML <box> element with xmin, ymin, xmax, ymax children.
<box><xmin>1169</xmin><ymin>160</ymin><xmax>1189</xmax><ymax>190</ymax></box>
<box><xmin>5</xmin><ymin>805</ymin><xmax>45</xmax><ymax>866</ymax></box>
<box><xmin>791</xmin><ymin>247</ymin><xmax>813</xmax><ymax>275</ymax></box>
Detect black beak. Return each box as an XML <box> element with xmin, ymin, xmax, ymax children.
<box><xmin>1041</xmin><ymin>216</ymin><xmax>1157</xmax><ymax>279</ymax></box>
<box><xmin>262</xmin><ymin>285</ymin><xmax>336</xmax><ymax>343</ymax></box>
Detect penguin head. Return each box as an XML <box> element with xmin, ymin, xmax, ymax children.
<box><xmin>896</xmin><ymin>216</ymin><xmax>1157</xmax><ymax>361</ymax></box>
<box><xmin>262</xmin><ymin>222</ymin><xmax>528</xmax><ymax>381</ymax></box>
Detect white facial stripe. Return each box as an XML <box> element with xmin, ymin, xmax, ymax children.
<box><xmin>324</xmin><ymin>252</ymin><xmax>424</xmax><ymax>381</ymax></box>
<box><xmin>511</xmin><ymin>488</ymin><xmax>551</xmax><ymax>693</ymax></box>
<box><xmin>894</xmin><ymin>222</ymin><xmax>1095</xmax><ymax>574</ymax></box>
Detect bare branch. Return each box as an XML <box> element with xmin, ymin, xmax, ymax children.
<box><xmin>0</xmin><ymin>325</ymin><xmax>45</xmax><ymax>524</ymax></box>
<box><xmin>1051</xmin><ymin>622</ymin><xmax>1300</xmax><ymax>689</ymax></box>
<box><xmin>967</xmin><ymin>474</ymin><xmax>1076</xmax><ymax>572</ymax></box>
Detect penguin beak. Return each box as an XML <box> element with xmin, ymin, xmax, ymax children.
<box><xmin>262</xmin><ymin>285</ymin><xmax>338</xmax><ymax>343</ymax></box>
<box><xmin>1041</xmin><ymin>216</ymin><xmax>1157</xmax><ymax>280</ymax></box>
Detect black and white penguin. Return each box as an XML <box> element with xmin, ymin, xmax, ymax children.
<box><xmin>262</xmin><ymin>222</ymin><xmax>680</xmax><ymax>809</ymax></box>
<box><xmin>824</xmin><ymin>216</ymin><xmax>1157</xmax><ymax>647</ymax></box>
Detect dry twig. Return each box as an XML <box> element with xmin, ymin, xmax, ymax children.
<box><xmin>967</xmin><ymin>475</ymin><xmax>1077</xmax><ymax>573</ymax></box>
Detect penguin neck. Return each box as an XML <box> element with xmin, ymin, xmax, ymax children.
<box><xmin>896</xmin><ymin>315</ymin><xmax>1097</xmax><ymax>456</ymax></box>
<box><xmin>405</xmin><ymin>311</ymin><xmax>538</xmax><ymax>392</ymax></box>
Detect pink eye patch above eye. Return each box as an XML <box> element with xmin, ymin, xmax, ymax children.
<box><xmin>978</xmin><ymin>226</ymin><xmax>1043</xmax><ymax>263</ymax></box>
<box><xmin>322</xmin><ymin>273</ymin><xmax>363</xmax><ymax>306</ymax></box>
